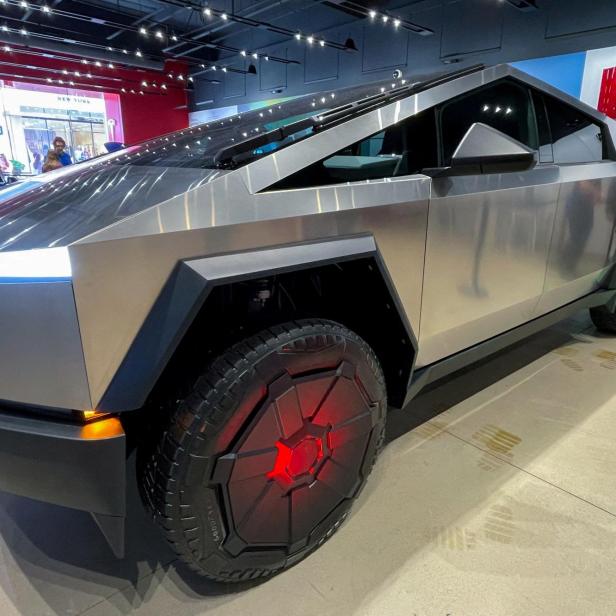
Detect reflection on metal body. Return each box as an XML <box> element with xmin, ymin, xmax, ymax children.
<box><xmin>70</xmin><ymin>177</ymin><xmax>430</xmax><ymax>407</ymax></box>
<box><xmin>418</xmin><ymin>166</ymin><xmax>561</xmax><ymax>366</ymax></box>
<box><xmin>0</xmin><ymin>281</ymin><xmax>91</xmax><ymax>409</ymax></box>
<box><xmin>0</xmin><ymin>64</ymin><xmax>613</xmax><ymax>410</ymax></box>
<box><xmin>538</xmin><ymin>163</ymin><xmax>616</xmax><ymax>314</ymax></box>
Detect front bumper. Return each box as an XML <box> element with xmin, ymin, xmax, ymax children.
<box><xmin>0</xmin><ymin>409</ymin><xmax>126</xmax><ymax>556</ymax></box>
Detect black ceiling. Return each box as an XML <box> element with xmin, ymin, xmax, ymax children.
<box><xmin>0</xmin><ymin>0</ymin><xmax>440</xmax><ymax>71</ymax></box>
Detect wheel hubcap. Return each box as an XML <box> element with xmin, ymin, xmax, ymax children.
<box><xmin>212</xmin><ymin>359</ymin><xmax>383</xmax><ymax>556</ymax></box>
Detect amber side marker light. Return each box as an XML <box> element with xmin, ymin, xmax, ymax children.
<box><xmin>78</xmin><ymin>410</ymin><xmax>108</xmax><ymax>422</ymax></box>
<box><xmin>80</xmin><ymin>417</ymin><xmax>124</xmax><ymax>440</ymax></box>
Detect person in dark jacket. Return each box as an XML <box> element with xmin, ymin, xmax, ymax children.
<box><xmin>52</xmin><ymin>137</ymin><xmax>73</xmax><ymax>167</ymax></box>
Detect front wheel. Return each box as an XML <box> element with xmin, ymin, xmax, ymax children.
<box><xmin>140</xmin><ymin>319</ymin><xmax>387</xmax><ymax>582</ymax></box>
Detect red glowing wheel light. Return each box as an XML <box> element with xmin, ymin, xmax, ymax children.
<box><xmin>267</xmin><ymin>436</ymin><xmax>324</xmax><ymax>483</ymax></box>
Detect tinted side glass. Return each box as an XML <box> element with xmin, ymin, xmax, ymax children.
<box><xmin>542</xmin><ymin>94</ymin><xmax>606</xmax><ymax>164</ymax></box>
<box><xmin>440</xmin><ymin>80</ymin><xmax>537</xmax><ymax>165</ymax></box>
<box><xmin>270</xmin><ymin>109</ymin><xmax>437</xmax><ymax>190</ymax></box>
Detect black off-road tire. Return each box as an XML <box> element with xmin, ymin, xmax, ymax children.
<box><xmin>590</xmin><ymin>304</ymin><xmax>616</xmax><ymax>334</ymax></box>
<box><xmin>140</xmin><ymin>319</ymin><xmax>387</xmax><ymax>583</ymax></box>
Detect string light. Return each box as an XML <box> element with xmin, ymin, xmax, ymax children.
<box><xmin>366</xmin><ymin>10</ymin><xmax>407</xmax><ymax>31</ymax></box>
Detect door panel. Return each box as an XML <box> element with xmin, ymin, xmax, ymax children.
<box><xmin>536</xmin><ymin>162</ymin><xmax>616</xmax><ymax>314</ymax></box>
<box><xmin>417</xmin><ymin>167</ymin><xmax>560</xmax><ymax>367</ymax></box>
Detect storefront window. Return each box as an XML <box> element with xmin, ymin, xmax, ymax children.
<box><xmin>0</xmin><ymin>81</ymin><xmax>123</xmax><ymax>176</ymax></box>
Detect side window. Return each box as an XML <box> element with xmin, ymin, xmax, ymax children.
<box><xmin>269</xmin><ymin>109</ymin><xmax>437</xmax><ymax>191</ymax></box>
<box><xmin>542</xmin><ymin>94</ymin><xmax>607</xmax><ymax>164</ymax></box>
<box><xmin>439</xmin><ymin>80</ymin><xmax>538</xmax><ymax>165</ymax></box>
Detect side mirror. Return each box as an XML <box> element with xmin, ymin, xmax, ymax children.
<box><xmin>451</xmin><ymin>122</ymin><xmax>537</xmax><ymax>174</ymax></box>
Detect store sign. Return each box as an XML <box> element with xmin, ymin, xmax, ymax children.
<box><xmin>56</xmin><ymin>95</ymin><xmax>94</xmax><ymax>106</ymax></box>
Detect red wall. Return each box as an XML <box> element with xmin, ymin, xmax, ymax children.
<box><xmin>0</xmin><ymin>46</ymin><xmax>189</xmax><ymax>145</ymax></box>
<box><xmin>120</xmin><ymin>86</ymin><xmax>188</xmax><ymax>144</ymax></box>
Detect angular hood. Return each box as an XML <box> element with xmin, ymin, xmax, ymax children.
<box><xmin>0</xmin><ymin>161</ymin><xmax>220</xmax><ymax>252</ymax></box>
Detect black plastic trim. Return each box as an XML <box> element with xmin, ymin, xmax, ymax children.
<box><xmin>0</xmin><ymin>409</ymin><xmax>126</xmax><ymax>518</ymax></box>
<box><xmin>99</xmin><ymin>238</ymin><xmax>418</xmax><ymax>412</ymax></box>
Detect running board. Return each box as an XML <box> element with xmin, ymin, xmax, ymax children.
<box><xmin>404</xmin><ymin>289</ymin><xmax>616</xmax><ymax>407</ymax></box>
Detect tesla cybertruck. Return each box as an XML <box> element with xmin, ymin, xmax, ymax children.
<box><xmin>0</xmin><ymin>64</ymin><xmax>615</xmax><ymax>582</ymax></box>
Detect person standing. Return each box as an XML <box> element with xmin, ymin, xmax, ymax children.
<box><xmin>52</xmin><ymin>137</ymin><xmax>73</xmax><ymax>167</ymax></box>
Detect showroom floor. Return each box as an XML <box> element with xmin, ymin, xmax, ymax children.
<box><xmin>0</xmin><ymin>312</ymin><xmax>615</xmax><ymax>616</ymax></box>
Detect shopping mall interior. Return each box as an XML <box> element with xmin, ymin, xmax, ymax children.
<box><xmin>0</xmin><ymin>1</ymin><xmax>615</xmax><ymax>615</ymax></box>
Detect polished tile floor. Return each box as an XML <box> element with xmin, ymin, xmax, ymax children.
<box><xmin>1</xmin><ymin>312</ymin><xmax>616</xmax><ymax>615</ymax></box>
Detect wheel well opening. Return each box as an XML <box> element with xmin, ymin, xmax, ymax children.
<box><xmin>151</xmin><ymin>258</ymin><xmax>415</xmax><ymax>409</ymax></box>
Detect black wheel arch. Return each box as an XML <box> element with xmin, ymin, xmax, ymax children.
<box><xmin>100</xmin><ymin>236</ymin><xmax>418</xmax><ymax>413</ymax></box>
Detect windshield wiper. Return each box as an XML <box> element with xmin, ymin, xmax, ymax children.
<box><xmin>213</xmin><ymin>117</ymin><xmax>315</xmax><ymax>169</ymax></box>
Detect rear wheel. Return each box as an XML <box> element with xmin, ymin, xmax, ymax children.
<box><xmin>590</xmin><ymin>303</ymin><xmax>616</xmax><ymax>334</ymax></box>
<box><xmin>141</xmin><ymin>319</ymin><xmax>387</xmax><ymax>582</ymax></box>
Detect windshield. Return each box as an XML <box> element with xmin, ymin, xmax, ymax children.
<box><xmin>112</xmin><ymin>77</ymin><xmax>418</xmax><ymax>170</ymax></box>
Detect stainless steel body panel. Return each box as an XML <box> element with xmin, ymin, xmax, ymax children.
<box><xmin>70</xmin><ymin>175</ymin><xmax>430</xmax><ymax>406</ymax></box>
<box><xmin>0</xmin><ymin>63</ymin><xmax>613</xmax><ymax>410</ymax></box>
<box><xmin>537</xmin><ymin>162</ymin><xmax>616</xmax><ymax>315</ymax></box>
<box><xmin>0</xmin><ymin>281</ymin><xmax>91</xmax><ymax>409</ymax></box>
<box><xmin>417</xmin><ymin>167</ymin><xmax>561</xmax><ymax>367</ymax></box>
